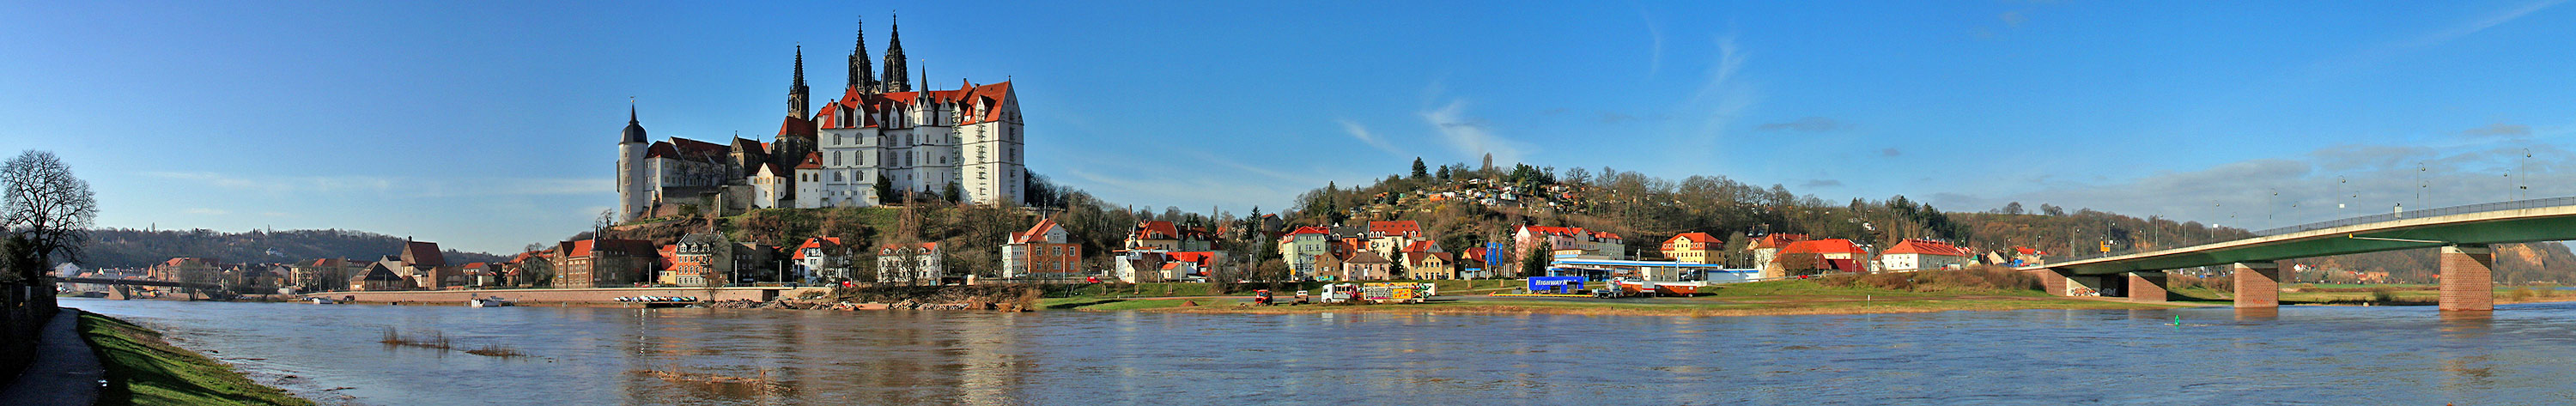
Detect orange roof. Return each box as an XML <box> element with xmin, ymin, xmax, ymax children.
<box><xmin>795</xmin><ymin>152</ymin><xmax>823</xmax><ymax>169</ymax></box>
<box><xmin>777</xmin><ymin>115</ymin><xmax>816</xmax><ymax>136</ymax></box>
<box><xmin>1779</xmin><ymin>239</ymin><xmax>1868</xmax><ymax>256</ymax></box>
<box><xmin>1666</xmin><ymin>233</ymin><xmax>1721</xmax><ymax>246</ymax></box>
<box><xmin>1132</xmin><ymin>221</ymin><xmax>1181</xmax><ymax>239</ymax></box>
<box><xmin>1402</xmin><ymin>240</ymin><xmax>1437</xmax><ymax>253</ymax></box>
<box><xmin>1368</xmin><ymin>221</ymin><xmax>1419</xmax><ymax>235</ymax></box>
<box><xmin>1011</xmin><ymin>219</ymin><xmax>1062</xmax><ymax>244</ymax></box>
<box><xmin>1884</xmin><ymin>239</ymin><xmax>1969</xmax><ymax>257</ymax></box>
<box><xmin>1285</xmin><ymin>226</ymin><xmax>1331</xmax><ymax>236</ymax></box>
<box><xmin>1752</xmin><ymin>233</ymin><xmax>1810</xmax><ymax>249</ymax></box>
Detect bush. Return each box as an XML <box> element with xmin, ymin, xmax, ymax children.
<box><xmin>2368</xmin><ymin>288</ymin><xmax>2397</xmax><ymax>303</ymax></box>
<box><xmin>1816</xmin><ymin>266</ymin><xmax>2038</xmax><ymax>293</ymax></box>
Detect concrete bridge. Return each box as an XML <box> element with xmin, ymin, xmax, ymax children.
<box><xmin>2016</xmin><ymin>197</ymin><xmax>2576</xmax><ymax>311</ymax></box>
<box><xmin>55</xmin><ymin>277</ymin><xmax>224</xmax><ymax>291</ymax></box>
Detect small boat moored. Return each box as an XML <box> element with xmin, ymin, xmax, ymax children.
<box><xmin>469</xmin><ymin>296</ymin><xmax>515</xmax><ymax>307</ymax></box>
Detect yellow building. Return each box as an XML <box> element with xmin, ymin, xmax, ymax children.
<box><xmin>1661</xmin><ymin>233</ymin><xmax>1724</xmax><ymax>264</ymax></box>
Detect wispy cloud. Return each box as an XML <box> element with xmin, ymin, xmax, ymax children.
<box><xmin>1638</xmin><ymin>7</ymin><xmax>1665</xmax><ymax>80</ymax></box>
<box><xmin>2458</xmin><ymin>122</ymin><xmax>2532</xmax><ymax>138</ymax></box>
<box><xmin>2399</xmin><ymin>0</ymin><xmax>2567</xmax><ymax>48</ymax></box>
<box><xmin>1929</xmin><ymin>143</ymin><xmax>2576</xmax><ymax>229</ymax></box>
<box><xmin>1335</xmin><ymin>119</ymin><xmax>1408</xmax><ymax>157</ymax></box>
<box><xmin>1757</xmin><ymin>117</ymin><xmax>1846</xmax><ymax>132</ymax></box>
<box><xmin>1685</xmin><ymin>35</ymin><xmax>1756</xmax><ymax>138</ymax></box>
<box><xmin>1421</xmin><ymin>100</ymin><xmax>1533</xmax><ymax>165</ymax></box>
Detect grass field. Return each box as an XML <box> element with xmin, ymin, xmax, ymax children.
<box><xmin>79</xmin><ymin>312</ymin><xmax>312</xmax><ymax>406</ymax></box>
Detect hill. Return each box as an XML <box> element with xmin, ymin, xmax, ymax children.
<box><xmin>76</xmin><ymin>228</ymin><xmax>506</xmax><ymax>269</ymax></box>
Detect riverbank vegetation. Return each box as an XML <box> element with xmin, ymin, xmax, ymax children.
<box><xmin>1061</xmin><ymin>269</ymin><xmax>2187</xmax><ymax>316</ymax></box>
<box><xmin>79</xmin><ymin>312</ymin><xmax>312</xmax><ymax>406</ymax></box>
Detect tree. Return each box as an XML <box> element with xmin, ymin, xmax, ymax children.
<box><xmin>2002</xmin><ymin>202</ymin><xmax>2026</xmax><ymax>215</ymax></box>
<box><xmin>876</xmin><ymin>172</ymin><xmax>896</xmax><ymax>203</ymax></box>
<box><xmin>944</xmin><ymin>181</ymin><xmax>964</xmax><ymax>204</ymax></box>
<box><xmin>2</xmin><ymin>150</ymin><xmax>96</xmax><ymax>282</ymax></box>
<box><xmin>1436</xmin><ymin>166</ymin><xmax>1453</xmax><ymax>180</ymax></box>
<box><xmin>1411</xmin><ymin>157</ymin><xmax>1429</xmax><ymax>179</ymax></box>
<box><xmin>1520</xmin><ymin>240</ymin><xmax>1552</xmax><ymax>278</ymax></box>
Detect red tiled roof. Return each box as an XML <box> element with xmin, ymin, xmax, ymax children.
<box><xmin>1780</xmin><ymin>239</ymin><xmax>1868</xmax><ymax>256</ymax></box>
<box><xmin>1884</xmin><ymin>239</ymin><xmax>1970</xmax><ymax>257</ymax></box>
<box><xmin>1368</xmin><ymin>221</ymin><xmax>1419</xmax><ymax>235</ymax></box>
<box><xmin>777</xmin><ymin>115</ymin><xmax>816</xmax><ymax>136</ymax></box>
<box><xmin>1011</xmin><ymin>219</ymin><xmax>1061</xmax><ymax>244</ymax></box>
<box><xmin>795</xmin><ymin>152</ymin><xmax>823</xmax><ymax>169</ymax></box>
<box><xmin>2014</xmin><ymin>246</ymin><xmax>2048</xmax><ymax>256</ymax></box>
<box><xmin>1402</xmin><ymin>240</ymin><xmax>1437</xmax><ymax>253</ymax></box>
<box><xmin>1752</xmin><ymin>233</ymin><xmax>1810</xmax><ymax>249</ymax></box>
<box><xmin>1665</xmin><ymin>233</ymin><xmax>1720</xmax><ymax>246</ymax></box>
<box><xmin>1132</xmin><ymin>221</ymin><xmax>1182</xmax><ymax>240</ymax></box>
<box><xmin>1285</xmin><ymin>226</ymin><xmax>1331</xmax><ymax>236</ymax></box>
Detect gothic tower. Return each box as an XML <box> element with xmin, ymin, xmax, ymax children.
<box><xmin>880</xmin><ymin>14</ymin><xmax>909</xmax><ymax>93</ymax></box>
<box><xmin>617</xmin><ymin>105</ymin><xmax>649</xmax><ymax>221</ymax></box>
<box><xmin>787</xmin><ymin>45</ymin><xmax>811</xmax><ymax>119</ymax></box>
<box><xmin>848</xmin><ymin>19</ymin><xmax>876</xmax><ymax>94</ymax></box>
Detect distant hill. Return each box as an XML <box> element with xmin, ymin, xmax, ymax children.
<box><xmin>74</xmin><ymin>228</ymin><xmax>506</xmax><ymax>269</ymax></box>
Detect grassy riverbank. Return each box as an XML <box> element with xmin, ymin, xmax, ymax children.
<box><xmin>1053</xmin><ymin>274</ymin><xmax>2192</xmax><ymax>317</ymax></box>
<box><xmin>78</xmin><ymin>312</ymin><xmax>312</xmax><ymax>406</ymax></box>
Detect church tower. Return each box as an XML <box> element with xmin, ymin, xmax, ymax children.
<box><xmin>848</xmin><ymin>19</ymin><xmax>876</xmax><ymax>94</ymax></box>
<box><xmin>880</xmin><ymin>14</ymin><xmax>909</xmax><ymax>93</ymax></box>
<box><xmin>617</xmin><ymin>105</ymin><xmax>650</xmax><ymax>221</ymax></box>
<box><xmin>787</xmin><ymin>45</ymin><xmax>811</xmax><ymax>119</ymax></box>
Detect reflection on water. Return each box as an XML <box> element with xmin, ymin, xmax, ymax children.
<box><xmin>64</xmin><ymin>298</ymin><xmax>2576</xmax><ymax>405</ymax></box>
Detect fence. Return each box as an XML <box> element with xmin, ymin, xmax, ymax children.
<box><xmin>3</xmin><ymin>276</ymin><xmax>61</xmax><ymax>379</ymax></box>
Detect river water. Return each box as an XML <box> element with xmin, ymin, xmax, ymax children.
<box><xmin>63</xmin><ymin>298</ymin><xmax>2576</xmax><ymax>405</ymax></box>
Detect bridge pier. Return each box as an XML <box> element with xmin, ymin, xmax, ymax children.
<box><xmin>2127</xmin><ymin>271</ymin><xmax>2171</xmax><ymax>302</ymax></box>
<box><xmin>2233</xmin><ymin>262</ymin><xmax>2281</xmax><ymax>308</ymax></box>
<box><xmin>2440</xmin><ymin>245</ymin><xmax>2494</xmax><ymax>312</ymax></box>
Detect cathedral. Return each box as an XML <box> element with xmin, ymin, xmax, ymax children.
<box><xmin>617</xmin><ymin>16</ymin><xmax>1025</xmax><ymax>221</ymax></box>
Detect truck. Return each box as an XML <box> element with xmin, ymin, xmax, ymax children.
<box><xmin>1319</xmin><ymin>282</ymin><xmax>1437</xmax><ymax>304</ymax></box>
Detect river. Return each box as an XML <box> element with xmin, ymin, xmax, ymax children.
<box><xmin>63</xmin><ymin>298</ymin><xmax>2576</xmax><ymax>405</ymax></box>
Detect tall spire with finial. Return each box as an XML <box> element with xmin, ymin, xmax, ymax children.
<box><xmin>622</xmin><ymin>99</ymin><xmax>647</xmax><ymax>143</ymax></box>
<box><xmin>787</xmin><ymin>45</ymin><xmax>811</xmax><ymax>119</ymax></box>
<box><xmin>881</xmin><ymin>11</ymin><xmax>909</xmax><ymax>93</ymax></box>
<box><xmin>848</xmin><ymin>17</ymin><xmax>875</xmax><ymax>94</ymax></box>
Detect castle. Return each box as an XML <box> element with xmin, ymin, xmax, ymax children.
<box><xmin>617</xmin><ymin>15</ymin><xmax>1024</xmax><ymax>221</ymax></box>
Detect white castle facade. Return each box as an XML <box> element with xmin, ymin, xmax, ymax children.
<box><xmin>617</xmin><ymin>16</ymin><xmax>1024</xmax><ymax>221</ymax></box>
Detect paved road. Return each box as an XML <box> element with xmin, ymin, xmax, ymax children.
<box><xmin>0</xmin><ymin>309</ymin><xmax>104</xmax><ymax>406</ymax></box>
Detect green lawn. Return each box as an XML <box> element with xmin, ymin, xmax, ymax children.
<box><xmin>80</xmin><ymin>312</ymin><xmax>313</xmax><ymax>406</ymax></box>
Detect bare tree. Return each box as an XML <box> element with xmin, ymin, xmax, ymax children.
<box><xmin>2</xmin><ymin>150</ymin><xmax>96</xmax><ymax>280</ymax></box>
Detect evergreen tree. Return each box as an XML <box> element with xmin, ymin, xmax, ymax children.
<box><xmin>1520</xmin><ymin>240</ymin><xmax>1551</xmax><ymax>278</ymax></box>
<box><xmin>873</xmin><ymin>173</ymin><xmax>894</xmax><ymax>204</ymax></box>
<box><xmin>1411</xmin><ymin>157</ymin><xmax>1428</xmax><ymax>179</ymax></box>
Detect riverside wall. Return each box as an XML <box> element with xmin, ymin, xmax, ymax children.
<box><xmin>313</xmin><ymin>287</ymin><xmax>827</xmax><ymax>305</ymax></box>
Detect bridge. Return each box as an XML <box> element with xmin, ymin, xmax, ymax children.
<box><xmin>55</xmin><ymin>277</ymin><xmax>225</xmax><ymax>291</ymax></box>
<box><xmin>2016</xmin><ymin>197</ymin><xmax>2576</xmax><ymax>311</ymax></box>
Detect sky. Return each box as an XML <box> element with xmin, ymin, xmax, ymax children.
<box><xmin>5</xmin><ymin>1</ymin><xmax>2576</xmax><ymax>254</ymax></box>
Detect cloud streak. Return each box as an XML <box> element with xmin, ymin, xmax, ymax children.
<box><xmin>1421</xmin><ymin>100</ymin><xmax>1533</xmax><ymax>165</ymax></box>
<box><xmin>1336</xmin><ymin>119</ymin><xmax>1408</xmax><ymax>157</ymax></box>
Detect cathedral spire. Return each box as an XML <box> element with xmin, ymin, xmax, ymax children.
<box><xmin>880</xmin><ymin>12</ymin><xmax>909</xmax><ymax>93</ymax></box>
<box><xmin>848</xmin><ymin>18</ymin><xmax>874</xmax><ymax>94</ymax></box>
<box><xmin>787</xmin><ymin>45</ymin><xmax>811</xmax><ymax>119</ymax></box>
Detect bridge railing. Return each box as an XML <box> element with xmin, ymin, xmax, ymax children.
<box><xmin>2248</xmin><ymin>196</ymin><xmax>2576</xmax><ymax>237</ymax></box>
<box><xmin>2040</xmin><ymin>196</ymin><xmax>2576</xmax><ymax>266</ymax></box>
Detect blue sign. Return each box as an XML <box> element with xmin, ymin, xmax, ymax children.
<box><xmin>1527</xmin><ymin>276</ymin><xmax>1586</xmax><ymax>294</ymax></box>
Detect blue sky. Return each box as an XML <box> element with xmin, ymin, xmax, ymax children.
<box><xmin>5</xmin><ymin>1</ymin><xmax>2574</xmax><ymax>254</ymax></box>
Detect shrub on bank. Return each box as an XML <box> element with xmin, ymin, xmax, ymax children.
<box><xmin>1815</xmin><ymin>266</ymin><xmax>2040</xmax><ymax>293</ymax></box>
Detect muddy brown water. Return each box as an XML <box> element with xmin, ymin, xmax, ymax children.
<box><xmin>64</xmin><ymin>298</ymin><xmax>2576</xmax><ymax>404</ymax></box>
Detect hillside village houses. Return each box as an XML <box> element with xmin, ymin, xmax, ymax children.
<box><xmin>1514</xmin><ymin>225</ymin><xmax>1626</xmax><ymax>261</ymax></box>
<box><xmin>793</xmin><ymin>237</ymin><xmax>850</xmax><ymax>282</ymax></box>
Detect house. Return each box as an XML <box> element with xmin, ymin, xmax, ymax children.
<box><xmin>1277</xmin><ymin>227</ymin><xmax>1333</xmax><ymax>280</ymax></box>
<box><xmin>1125</xmin><ymin>221</ymin><xmax>1213</xmax><ymax>251</ymax></box>
<box><xmin>288</xmin><ymin>258</ymin><xmax>361</xmax><ymax>292</ymax></box>
<box><xmin>1661</xmin><ymin>233</ymin><xmax>1723</xmax><ymax>264</ymax></box>
<box><xmin>1341</xmin><ymin>251</ymin><xmax>1395</xmax><ymax>281</ymax></box>
<box><xmin>1514</xmin><ymin>226</ymin><xmax>1626</xmax><ymax>261</ymax></box>
<box><xmin>668</xmin><ymin>233</ymin><xmax>737</xmax><ymax>287</ymax></box>
<box><xmin>1777</xmin><ymin>239</ymin><xmax>1869</xmax><ymax>276</ymax></box>
<box><xmin>793</xmin><ymin>237</ymin><xmax>848</xmax><ymax>282</ymax></box>
<box><xmin>2011</xmin><ymin>246</ymin><xmax>2049</xmax><ymax>267</ymax></box>
<box><xmin>149</xmin><ymin>258</ymin><xmax>220</xmax><ymax>284</ymax></box>
<box><xmin>1004</xmin><ymin>219</ymin><xmax>1082</xmax><ymax>278</ymax></box>
<box><xmin>398</xmin><ymin>240</ymin><xmax>451</xmax><ymax>289</ymax></box>
<box><xmin>1113</xmin><ymin>251</ymin><xmax>1224</xmax><ymax>282</ymax></box>
<box><xmin>459</xmin><ymin>263</ymin><xmax>501</xmax><ymax>288</ymax></box>
<box><xmin>1747</xmin><ymin>233</ymin><xmax>1810</xmax><ymax>279</ymax></box>
<box><xmin>553</xmin><ymin>239</ymin><xmax>658</xmax><ymax>288</ymax></box>
<box><xmin>349</xmin><ymin>262</ymin><xmax>408</xmax><ymax>291</ymax></box>
<box><xmin>1366</xmin><ymin>221</ymin><xmax>1420</xmax><ymax>239</ymax></box>
<box><xmin>878</xmin><ymin>242</ymin><xmax>945</xmax><ymax>285</ymax></box>
<box><xmin>1879</xmin><ymin>239</ymin><xmax>1971</xmax><ymax>272</ymax></box>
<box><xmin>1405</xmin><ymin>251</ymin><xmax>1459</xmax><ymax>280</ymax></box>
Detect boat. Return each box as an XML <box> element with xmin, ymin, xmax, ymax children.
<box><xmin>469</xmin><ymin>296</ymin><xmax>515</xmax><ymax>307</ymax></box>
<box><xmin>304</xmin><ymin>297</ymin><xmax>337</xmax><ymax>304</ymax></box>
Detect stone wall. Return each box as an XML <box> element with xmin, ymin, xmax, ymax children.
<box><xmin>315</xmin><ymin>287</ymin><xmax>815</xmax><ymax>305</ymax></box>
